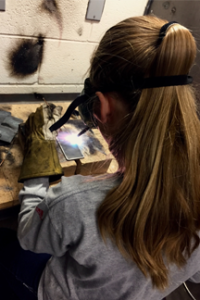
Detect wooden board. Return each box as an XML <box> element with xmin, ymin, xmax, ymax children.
<box><xmin>107</xmin><ymin>158</ymin><xmax>118</xmax><ymax>174</ymax></box>
<box><xmin>0</xmin><ymin>102</ymin><xmax>115</xmax><ymax>210</ymax></box>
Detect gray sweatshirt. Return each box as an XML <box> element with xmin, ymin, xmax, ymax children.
<box><xmin>18</xmin><ymin>175</ymin><xmax>200</xmax><ymax>300</ymax></box>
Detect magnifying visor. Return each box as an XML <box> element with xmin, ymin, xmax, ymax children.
<box><xmin>49</xmin><ymin>78</ymin><xmax>98</xmax><ymax>136</ymax></box>
<box><xmin>49</xmin><ymin>75</ymin><xmax>193</xmax><ymax>136</ymax></box>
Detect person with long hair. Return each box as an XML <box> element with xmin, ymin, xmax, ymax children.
<box><xmin>0</xmin><ymin>15</ymin><xmax>200</xmax><ymax>300</ymax></box>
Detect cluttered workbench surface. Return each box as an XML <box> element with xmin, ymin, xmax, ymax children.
<box><xmin>0</xmin><ymin>102</ymin><xmax>116</xmax><ymax>210</ymax></box>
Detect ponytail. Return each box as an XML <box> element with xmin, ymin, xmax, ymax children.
<box><xmin>90</xmin><ymin>15</ymin><xmax>200</xmax><ymax>289</ymax></box>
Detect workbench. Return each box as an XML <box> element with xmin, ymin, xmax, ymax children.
<box><xmin>0</xmin><ymin>102</ymin><xmax>117</xmax><ymax>211</ymax></box>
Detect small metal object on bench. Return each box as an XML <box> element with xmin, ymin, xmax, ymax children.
<box><xmin>0</xmin><ymin>0</ymin><xmax>5</xmax><ymax>11</ymax></box>
<box><xmin>0</xmin><ymin>110</ymin><xmax>22</xmax><ymax>144</ymax></box>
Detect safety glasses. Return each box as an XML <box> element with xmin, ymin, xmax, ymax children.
<box><xmin>49</xmin><ymin>78</ymin><xmax>98</xmax><ymax>136</ymax></box>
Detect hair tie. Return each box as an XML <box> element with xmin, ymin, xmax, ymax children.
<box><xmin>157</xmin><ymin>21</ymin><xmax>178</xmax><ymax>46</ymax></box>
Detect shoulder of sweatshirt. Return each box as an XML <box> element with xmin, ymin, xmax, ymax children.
<box><xmin>46</xmin><ymin>174</ymin><xmax>121</xmax><ymax>210</ymax></box>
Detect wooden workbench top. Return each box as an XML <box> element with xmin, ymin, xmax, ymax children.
<box><xmin>0</xmin><ymin>102</ymin><xmax>116</xmax><ymax>210</ymax></box>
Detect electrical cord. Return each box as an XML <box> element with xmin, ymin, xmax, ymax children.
<box><xmin>183</xmin><ymin>282</ymin><xmax>197</xmax><ymax>300</ymax></box>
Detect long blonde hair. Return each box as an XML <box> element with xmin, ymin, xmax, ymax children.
<box><xmin>89</xmin><ymin>15</ymin><xmax>200</xmax><ymax>289</ymax></box>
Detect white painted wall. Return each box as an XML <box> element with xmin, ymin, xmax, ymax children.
<box><xmin>0</xmin><ymin>0</ymin><xmax>147</xmax><ymax>94</ymax></box>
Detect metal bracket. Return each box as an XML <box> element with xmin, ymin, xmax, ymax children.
<box><xmin>86</xmin><ymin>0</ymin><xmax>106</xmax><ymax>21</ymax></box>
<box><xmin>0</xmin><ymin>0</ymin><xmax>5</xmax><ymax>11</ymax></box>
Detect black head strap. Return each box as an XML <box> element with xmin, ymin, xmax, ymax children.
<box><xmin>131</xmin><ymin>75</ymin><xmax>192</xmax><ymax>89</ymax></box>
<box><xmin>50</xmin><ymin>94</ymin><xmax>88</xmax><ymax>132</ymax></box>
<box><xmin>100</xmin><ymin>75</ymin><xmax>192</xmax><ymax>91</ymax></box>
<box><xmin>157</xmin><ymin>21</ymin><xmax>178</xmax><ymax>46</ymax></box>
<box><xmin>49</xmin><ymin>75</ymin><xmax>192</xmax><ymax>132</ymax></box>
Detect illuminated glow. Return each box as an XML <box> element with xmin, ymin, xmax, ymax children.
<box><xmin>67</xmin><ymin>133</ymin><xmax>83</xmax><ymax>146</ymax></box>
<box><xmin>57</xmin><ymin>131</ymin><xmax>83</xmax><ymax>147</ymax></box>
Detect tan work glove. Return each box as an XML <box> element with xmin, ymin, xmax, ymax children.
<box><xmin>18</xmin><ymin>103</ymin><xmax>63</xmax><ymax>183</ymax></box>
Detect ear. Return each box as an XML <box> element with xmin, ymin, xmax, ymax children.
<box><xmin>95</xmin><ymin>91</ymin><xmax>112</xmax><ymax>124</ymax></box>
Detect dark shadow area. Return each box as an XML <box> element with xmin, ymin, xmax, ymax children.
<box><xmin>0</xmin><ymin>206</ymin><xmax>19</xmax><ymax>231</ymax></box>
<box><xmin>0</xmin><ymin>205</ymin><xmax>20</xmax><ymax>221</ymax></box>
<box><xmin>0</xmin><ymin>93</ymin><xmax>79</xmax><ymax>103</ymax></box>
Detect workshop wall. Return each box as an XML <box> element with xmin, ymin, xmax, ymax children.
<box><xmin>0</xmin><ymin>0</ymin><xmax>147</xmax><ymax>94</ymax></box>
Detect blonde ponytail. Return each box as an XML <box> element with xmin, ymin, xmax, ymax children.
<box><xmin>90</xmin><ymin>16</ymin><xmax>200</xmax><ymax>289</ymax></box>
